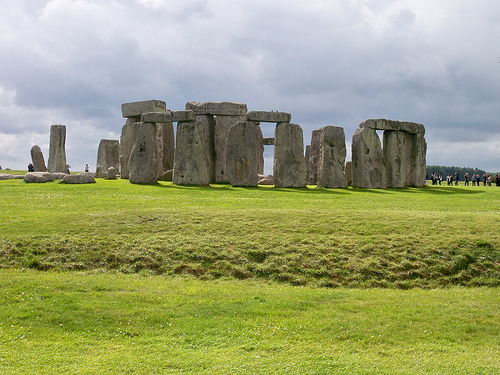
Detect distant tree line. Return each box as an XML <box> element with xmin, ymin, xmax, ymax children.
<box><xmin>425</xmin><ymin>165</ymin><xmax>498</xmax><ymax>180</ymax></box>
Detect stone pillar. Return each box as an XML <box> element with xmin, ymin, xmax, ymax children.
<box><xmin>273</xmin><ymin>123</ymin><xmax>307</xmax><ymax>188</ymax></box>
<box><xmin>405</xmin><ymin>133</ymin><xmax>427</xmax><ymax>187</ymax></box>
<box><xmin>345</xmin><ymin>161</ymin><xmax>352</xmax><ymax>187</ymax></box>
<box><xmin>383</xmin><ymin>130</ymin><xmax>407</xmax><ymax>188</ymax></box>
<box><xmin>96</xmin><ymin>139</ymin><xmax>120</xmax><ymax>174</ymax></box>
<box><xmin>129</xmin><ymin>122</ymin><xmax>161</xmax><ymax>184</ymax></box>
<box><xmin>226</xmin><ymin>121</ymin><xmax>259</xmax><ymax>187</ymax></box>
<box><xmin>120</xmin><ymin>118</ymin><xmax>137</xmax><ymax>179</ymax></box>
<box><xmin>305</xmin><ymin>144</ymin><xmax>311</xmax><ymax>184</ymax></box>
<box><xmin>317</xmin><ymin>126</ymin><xmax>347</xmax><ymax>188</ymax></box>
<box><xmin>47</xmin><ymin>125</ymin><xmax>67</xmax><ymax>173</ymax></box>
<box><xmin>351</xmin><ymin>127</ymin><xmax>387</xmax><ymax>188</ymax></box>
<box><xmin>120</xmin><ymin>100</ymin><xmax>166</xmax><ymax>179</ymax></box>
<box><xmin>256</xmin><ymin>124</ymin><xmax>264</xmax><ymax>175</ymax></box>
<box><xmin>308</xmin><ymin>128</ymin><xmax>323</xmax><ymax>185</ymax></box>
<box><xmin>173</xmin><ymin>121</ymin><xmax>210</xmax><ymax>185</ymax></box>
<box><xmin>30</xmin><ymin>145</ymin><xmax>47</xmax><ymax>172</ymax></box>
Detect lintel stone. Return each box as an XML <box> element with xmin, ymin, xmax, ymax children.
<box><xmin>185</xmin><ymin>101</ymin><xmax>247</xmax><ymax>116</ymax></box>
<box><xmin>246</xmin><ymin>111</ymin><xmax>291</xmax><ymax>123</ymax></box>
<box><xmin>263</xmin><ymin>137</ymin><xmax>275</xmax><ymax>146</ymax></box>
<box><xmin>140</xmin><ymin>111</ymin><xmax>173</xmax><ymax>123</ymax></box>
<box><xmin>122</xmin><ymin>100</ymin><xmax>166</xmax><ymax>118</ymax></box>
<box><xmin>359</xmin><ymin>119</ymin><xmax>425</xmax><ymax>135</ymax></box>
<box><xmin>173</xmin><ymin>110</ymin><xmax>196</xmax><ymax>122</ymax></box>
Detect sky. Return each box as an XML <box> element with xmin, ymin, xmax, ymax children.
<box><xmin>1</xmin><ymin>0</ymin><xmax>499</xmax><ymax>173</ymax></box>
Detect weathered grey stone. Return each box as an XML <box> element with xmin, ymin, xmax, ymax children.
<box><xmin>317</xmin><ymin>126</ymin><xmax>347</xmax><ymax>188</ymax></box>
<box><xmin>305</xmin><ymin>145</ymin><xmax>311</xmax><ymax>184</ymax></box>
<box><xmin>156</xmin><ymin>121</ymin><xmax>175</xmax><ymax>174</ymax></box>
<box><xmin>119</xmin><ymin>117</ymin><xmax>137</xmax><ymax>179</ymax></box>
<box><xmin>225</xmin><ymin>121</ymin><xmax>259</xmax><ymax>187</ymax></box>
<box><xmin>195</xmin><ymin>115</ymin><xmax>216</xmax><ymax>183</ymax></box>
<box><xmin>63</xmin><ymin>173</ymin><xmax>96</xmax><ymax>184</ymax></box>
<box><xmin>185</xmin><ymin>101</ymin><xmax>247</xmax><ymax>116</ymax></box>
<box><xmin>359</xmin><ymin>119</ymin><xmax>425</xmax><ymax>135</ymax></box>
<box><xmin>107</xmin><ymin>167</ymin><xmax>117</xmax><ymax>179</ymax></box>
<box><xmin>173</xmin><ymin>110</ymin><xmax>196</xmax><ymax>123</ymax></box>
<box><xmin>129</xmin><ymin>122</ymin><xmax>161</xmax><ymax>184</ymax></box>
<box><xmin>24</xmin><ymin>172</ymin><xmax>53</xmax><ymax>183</ymax></box>
<box><xmin>273</xmin><ymin>123</ymin><xmax>307</xmax><ymax>188</ymax></box>
<box><xmin>258</xmin><ymin>174</ymin><xmax>275</xmax><ymax>185</ymax></box>
<box><xmin>246</xmin><ymin>111</ymin><xmax>291</xmax><ymax>123</ymax></box>
<box><xmin>345</xmin><ymin>161</ymin><xmax>352</xmax><ymax>187</ymax></box>
<box><xmin>173</xmin><ymin>121</ymin><xmax>210</xmax><ymax>185</ymax></box>
<box><xmin>0</xmin><ymin>173</ymin><xmax>24</xmax><ymax>180</ymax></box>
<box><xmin>121</xmin><ymin>100</ymin><xmax>166</xmax><ymax>118</ymax></box>
<box><xmin>405</xmin><ymin>133</ymin><xmax>427</xmax><ymax>187</ymax></box>
<box><xmin>256</xmin><ymin>125</ymin><xmax>264</xmax><ymax>175</ymax></box>
<box><xmin>47</xmin><ymin>125</ymin><xmax>67</xmax><ymax>173</ymax></box>
<box><xmin>351</xmin><ymin>127</ymin><xmax>387</xmax><ymax>188</ymax></box>
<box><xmin>263</xmin><ymin>137</ymin><xmax>275</xmax><ymax>146</ymax></box>
<box><xmin>383</xmin><ymin>130</ymin><xmax>407</xmax><ymax>188</ymax></box>
<box><xmin>140</xmin><ymin>111</ymin><xmax>173</xmax><ymax>123</ymax></box>
<box><xmin>214</xmin><ymin>115</ymin><xmax>247</xmax><ymax>183</ymax></box>
<box><xmin>51</xmin><ymin>172</ymin><xmax>67</xmax><ymax>180</ymax></box>
<box><xmin>96</xmin><ymin>139</ymin><xmax>120</xmax><ymax>173</ymax></box>
<box><xmin>308</xmin><ymin>128</ymin><xmax>323</xmax><ymax>185</ymax></box>
<box><xmin>95</xmin><ymin>166</ymin><xmax>104</xmax><ymax>178</ymax></box>
<box><xmin>30</xmin><ymin>145</ymin><xmax>47</xmax><ymax>172</ymax></box>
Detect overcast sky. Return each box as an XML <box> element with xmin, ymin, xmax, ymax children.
<box><xmin>1</xmin><ymin>0</ymin><xmax>499</xmax><ymax>173</ymax></box>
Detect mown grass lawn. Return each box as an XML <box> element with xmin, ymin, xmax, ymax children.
<box><xmin>0</xmin><ymin>175</ymin><xmax>499</xmax><ymax>373</ymax></box>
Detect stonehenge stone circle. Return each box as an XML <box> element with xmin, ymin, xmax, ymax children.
<box><xmin>225</xmin><ymin>121</ymin><xmax>259</xmax><ymax>187</ymax></box>
<box><xmin>173</xmin><ymin>121</ymin><xmax>210</xmax><ymax>185</ymax></box>
<box><xmin>317</xmin><ymin>126</ymin><xmax>347</xmax><ymax>188</ymax></box>
<box><xmin>129</xmin><ymin>122</ymin><xmax>161</xmax><ymax>184</ymax></box>
<box><xmin>273</xmin><ymin>123</ymin><xmax>307</xmax><ymax>188</ymax></box>
<box><xmin>30</xmin><ymin>145</ymin><xmax>47</xmax><ymax>172</ymax></box>
<box><xmin>186</xmin><ymin>101</ymin><xmax>247</xmax><ymax>116</ymax></box>
<box><xmin>96</xmin><ymin>139</ymin><xmax>120</xmax><ymax>173</ymax></box>
<box><xmin>47</xmin><ymin>125</ymin><xmax>67</xmax><ymax>174</ymax></box>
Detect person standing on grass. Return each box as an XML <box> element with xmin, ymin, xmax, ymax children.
<box><xmin>85</xmin><ymin>163</ymin><xmax>89</xmax><ymax>173</ymax></box>
<box><xmin>455</xmin><ymin>172</ymin><xmax>459</xmax><ymax>186</ymax></box>
<box><xmin>66</xmin><ymin>164</ymin><xmax>71</xmax><ymax>174</ymax></box>
<box><xmin>439</xmin><ymin>173</ymin><xmax>443</xmax><ymax>185</ymax></box>
<box><xmin>496</xmin><ymin>175</ymin><xmax>500</xmax><ymax>186</ymax></box>
<box><xmin>483</xmin><ymin>173</ymin><xmax>487</xmax><ymax>186</ymax></box>
<box><xmin>28</xmin><ymin>163</ymin><xmax>34</xmax><ymax>172</ymax></box>
<box><xmin>464</xmin><ymin>172</ymin><xmax>469</xmax><ymax>186</ymax></box>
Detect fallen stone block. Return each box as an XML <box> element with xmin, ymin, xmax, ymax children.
<box><xmin>24</xmin><ymin>172</ymin><xmax>53</xmax><ymax>183</ymax></box>
<box><xmin>63</xmin><ymin>173</ymin><xmax>96</xmax><ymax>184</ymax></box>
<box><xmin>0</xmin><ymin>173</ymin><xmax>24</xmax><ymax>180</ymax></box>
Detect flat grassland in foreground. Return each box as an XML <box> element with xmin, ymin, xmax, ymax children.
<box><xmin>0</xmin><ymin>176</ymin><xmax>499</xmax><ymax>373</ymax></box>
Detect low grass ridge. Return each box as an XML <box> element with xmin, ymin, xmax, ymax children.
<box><xmin>0</xmin><ymin>270</ymin><xmax>499</xmax><ymax>374</ymax></box>
<box><xmin>1</xmin><ymin>178</ymin><xmax>500</xmax><ymax>288</ymax></box>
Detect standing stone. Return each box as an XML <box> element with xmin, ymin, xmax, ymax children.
<box><xmin>308</xmin><ymin>128</ymin><xmax>323</xmax><ymax>185</ymax></box>
<box><xmin>305</xmin><ymin>145</ymin><xmax>311</xmax><ymax>184</ymax></box>
<box><xmin>256</xmin><ymin>124</ymin><xmax>264</xmax><ymax>175</ymax></box>
<box><xmin>383</xmin><ymin>130</ymin><xmax>407</xmax><ymax>188</ymax></box>
<box><xmin>345</xmin><ymin>161</ymin><xmax>352</xmax><ymax>187</ymax></box>
<box><xmin>129</xmin><ymin>122</ymin><xmax>160</xmax><ymax>184</ymax></box>
<box><xmin>156</xmin><ymin>121</ymin><xmax>175</xmax><ymax>173</ymax></box>
<box><xmin>120</xmin><ymin>117</ymin><xmax>137</xmax><ymax>179</ymax></box>
<box><xmin>195</xmin><ymin>115</ymin><xmax>216</xmax><ymax>183</ymax></box>
<box><xmin>173</xmin><ymin>122</ymin><xmax>210</xmax><ymax>185</ymax></box>
<box><xmin>273</xmin><ymin>123</ymin><xmax>307</xmax><ymax>188</ymax></box>
<box><xmin>47</xmin><ymin>125</ymin><xmax>67</xmax><ymax>173</ymax></box>
<box><xmin>351</xmin><ymin>127</ymin><xmax>387</xmax><ymax>188</ymax></box>
<box><xmin>225</xmin><ymin>121</ymin><xmax>259</xmax><ymax>187</ymax></box>
<box><xmin>30</xmin><ymin>145</ymin><xmax>47</xmax><ymax>172</ymax></box>
<box><xmin>317</xmin><ymin>126</ymin><xmax>347</xmax><ymax>188</ymax></box>
<box><xmin>107</xmin><ymin>167</ymin><xmax>117</xmax><ymax>179</ymax></box>
<box><xmin>214</xmin><ymin>115</ymin><xmax>247</xmax><ymax>183</ymax></box>
<box><xmin>405</xmin><ymin>133</ymin><xmax>427</xmax><ymax>187</ymax></box>
<box><xmin>96</xmin><ymin>139</ymin><xmax>120</xmax><ymax>174</ymax></box>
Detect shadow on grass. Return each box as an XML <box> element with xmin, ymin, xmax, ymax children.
<box><xmin>404</xmin><ymin>186</ymin><xmax>484</xmax><ymax>195</ymax></box>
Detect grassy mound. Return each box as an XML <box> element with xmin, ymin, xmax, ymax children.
<box><xmin>1</xmin><ymin>178</ymin><xmax>499</xmax><ymax>288</ymax></box>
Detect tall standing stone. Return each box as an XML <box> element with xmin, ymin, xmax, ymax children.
<box><xmin>226</xmin><ymin>121</ymin><xmax>259</xmax><ymax>187</ymax></box>
<box><xmin>405</xmin><ymin>133</ymin><xmax>427</xmax><ymax>187</ymax></box>
<box><xmin>345</xmin><ymin>161</ymin><xmax>352</xmax><ymax>187</ymax></box>
<box><xmin>157</xmin><ymin>122</ymin><xmax>175</xmax><ymax>173</ymax></box>
<box><xmin>129</xmin><ymin>122</ymin><xmax>161</xmax><ymax>184</ymax></box>
<box><xmin>173</xmin><ymin>122</ymin><xmax>210</xmax><ymax>185</ymax></box>
<box><xmin>273</xmin><ymin>123</ymin><xmax>307</xmax><ymax>188</ymax></box>
<box><xmin>308</xmin><ymin>128</ymin><xmax>323</xmax><ymax>185</ymax></box>
<box><xmin>96</xmin><ymin>139</ymin><xmax>120</xmax><ymax>173</ymax></box>
<box><xmin>30</xmin><ymin>145</ymin><xmax>47</xmax><ymax>172</ymax></box>
<box><xmin>120</xmin><ymin>117</ymin><xmax>137</xmax><ymax>179</ymax></box>
<box><xmin>351</xmin><ymin>127</ymin><xmax>387</xmax><ymax>188</ymax></box>
<box><xmin>256</xmin><ymin>124</ymin><xmax>264</xmax><ymax>175</ymax></box>
<box><xmin>383</xmin><ymin>130</ymin><xmax>407</xmax><ymax>188</ymax></box>
<box><xmin>47</xmin><ymin>125</ymin><xmax>67</xmax><ymax>173</ymax></box>
<box><xmin>317</xmin><ymin>126</ymin><xmax>347</xmax><ymax>188</ymax></box>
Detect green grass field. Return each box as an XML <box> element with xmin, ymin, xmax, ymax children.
<box><xmin>1</xmin><ymin>175</ymin><xmax>499</xmax><ymax>373</ymax></box>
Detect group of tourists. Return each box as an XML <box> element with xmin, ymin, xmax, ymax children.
<box><xmin>428</xmin><ymin>172</ymin><xmax>500</xmax><ymax>186</ymax></box>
